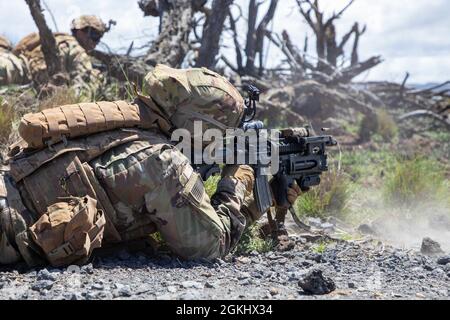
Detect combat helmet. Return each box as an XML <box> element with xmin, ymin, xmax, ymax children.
<box><xmin>70</xmin><ymin>15</ymin><xmax>107</xmax><ymax>34</ymax></box>
<box><xmin>140</xmin><ymin>64</ymin><xmax>245</xmax><ymax>136</ymax></box>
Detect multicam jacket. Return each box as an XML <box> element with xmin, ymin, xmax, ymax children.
<box><xmin>13</xmin><ymin>33</ymin><xmax>101</xmax><ymax>95</ymax></box>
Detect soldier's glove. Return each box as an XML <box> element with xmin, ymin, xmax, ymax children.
<box><xmin>286</xmin><ymin>180</ymin><xmax>302</xmax><ymax>206</ymax></box>
<box><xmin>271</xmin><ymin>179</ymin><xmax>302</xmax><ymax>209</ymax></box>
<box><xmin>221</xmin><ymin>165</ymin><xmax>254</xmax><ymax>195</ymax></box>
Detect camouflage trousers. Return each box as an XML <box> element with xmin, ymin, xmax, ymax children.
<box><xmin>89</xmin><ymin>136</ymin><xmax>252</xmax><ymax>260</ymax></box>
<box><xmin>0</xmin><ymin>131</ymin><xmax>259</xmax><ymax>265</ymax></box>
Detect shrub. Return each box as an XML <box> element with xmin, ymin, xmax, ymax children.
<box><xmin>234</xmin><ymin>224</ymin><xmax>274</xmax><ymax>255</ymax></box>
<box><xmin>376</xmin><ymin>109</ymin><xmax>398</xmax><ymax>141</ymax></box>
<box><xmin>204</xmin><ymin>175</ymin><xmax>221</xmax><ymax>198</ymax></box>
<box><xmin>358</xmin><ymin>109</ymin><xmax>398</xmax><ymax>142</ymax></box>
<box><xmin>0</xmin><ymin>97</ymin><xmax>16</xmax><ymax>144</ymax></box>
<box><xmin>383</xmin><ymin>156</ymin><xmax>449</xmax><ymax>208</ymax></box>
<box><xmin>295</xmin><ymin>168</ymin><xmax>352</xmax><ymax>220</ymax></box>
<box><xmin>38</xmin><ymin>87</ymin><xmax>83</xmax><ymax>111</ymax></box>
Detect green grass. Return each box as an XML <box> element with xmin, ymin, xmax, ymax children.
<box><xmin>233</xmin><ymin>224</ymin><xmax>275</xmax><ymax>255</ymax></box>
<box><xmin>358</xmin><ymin>110</ymin><xmax>398</xmax><ymax>142</ymax></box>
<box><xmin>312</xmin><ymin>241</ymin><xmax>328</xmax><ymax>254</ymax></box>
<box><xmin>375</xmin><ymin>109</ymin><xmax>398</xmax><ymax>142</ymax></box>
<box><xmin>204</xmin><ymin>175</ymin><xmax>221</xmax><ymax>198</ymax></box>
<box><xmin>38</xmin><ymin>86</ymin><xmax>84</xmax><ymax>110</ymax></box>
<box><xmin>383</xmin><ymin>156</ymin><xmax>449</xmax><ymax>209</ymax></box>
<box><xmin>340</xmin><ymin>147</ymin><xmax>397</xmax><ymax>184</ymax></box>
<box><xmin>295</xmin><ymin>168</ymin><xmax>353</xmax><ymax>220</ymax></box>
<box><xmin>0</xmin><ymin>96</ymin><xmax>15</xmax><ymax>144</ymax></box>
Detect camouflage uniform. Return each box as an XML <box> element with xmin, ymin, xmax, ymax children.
<box><xmin>0</xmin><ymin>36</ymin><xmax>29</xmax><ymax>86</ymax></box>
<box><xmin>89</xmin><ymin>132</ymin><xmax>257</xmax><ymax>259</ymax></box>
<box><xmin>13</xmin><ymin>16</ymin><xmax>107</xmax><ymax>94</ymax></box>
<box><xmin>0</xmin><ymin>65</ymin><xmax>263</xmax><ymax>266</ymax></box>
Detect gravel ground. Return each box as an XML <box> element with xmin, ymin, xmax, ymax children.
<box><xmin>1</xmin><ymin>233</ymin><xmax>449</xmax><ymax>300</ymax></box>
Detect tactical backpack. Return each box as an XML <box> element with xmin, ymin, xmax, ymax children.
<box><xmin>3</xmin><ymin>128</ymin><xmax>162</xmax><ymax>267</ymax></box>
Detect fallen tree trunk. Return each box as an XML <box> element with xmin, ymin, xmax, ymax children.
<box><xmin>334</xmin><ymin>56</ymin><xmax>383</xmax><ymax>83</ymax></box>
<box><xmin>398</xmin><ymin>110</ymin><xmax>450</xmax><ymax>131</ymax></box>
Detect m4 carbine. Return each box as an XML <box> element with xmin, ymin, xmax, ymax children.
<box><xmin>196</xmin><ymin>84</ymin><xmax>337</xmax><ymax>219</ymax></box>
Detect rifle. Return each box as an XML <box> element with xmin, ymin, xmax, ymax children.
<box><xmin>195</xmin><ymin>84</ymin><xmax>337</xmax><ymax>229</ymax></box>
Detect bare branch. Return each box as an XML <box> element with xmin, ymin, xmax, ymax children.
<box><xmin>24</xmin><ymin>0</ymin><xmax>62</xmax><ymax>80</ymax></box>
<box><xmin>398</xmin><ymin>110</ymin><xmax>450</xmax><ymax>131</ymax></box>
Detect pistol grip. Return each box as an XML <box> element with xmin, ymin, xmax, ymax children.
<box><xmin>272</xmin><ymin>175</ymin><xmax>294</xmax><ymax>209</ymax></box>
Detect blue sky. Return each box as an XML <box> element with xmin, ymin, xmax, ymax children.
<box><xmin>1</xmin><ymin>0</ymin><xmax>449</xmax><ymax>84</ymax></box>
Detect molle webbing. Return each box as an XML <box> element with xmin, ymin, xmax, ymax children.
<box><xmin>18</xmin><ymin>100</ymin><xmax>158</xmax><ymax>149</ymax></box>
<box><xmin>9</xmin><ymin>129</ymin><xmax>160</xmax><ymax>182</ymax></box>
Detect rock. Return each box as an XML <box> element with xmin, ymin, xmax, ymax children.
<box><xmin>437</xmin><ymin>256</ymin><xmax>450</xmax><ymax>265</ymax></box>
<box><xmin>348</xmin><ymin>282</ymin><xmax>356</xmax><ymax>289</ymax></box>
<box><xmin>118</xmin><ymin>250</ymin><xmax>131</xmax><ymax>261</ymax></box>
<box><xmin>66</xmin><ymin>265</ymin><xmax>81</xmax><ymax>274</ymax></box>
<box><xmin>81</xmin><ymin>263</ymin><xmax>94</xmax><ymax>274</ymax></box>
<box><xmin>205</xmin><ymin>281</ymin><xmax>219</xmax><ymax>289</ymax></box>
<box><xmin>118</xmin><ymin>285</ymin><xmax>132</xmax><ymax>297</ymax></box>
<box><xmin>179</xmin><ymin>290</ymin><xmax>201</xmax><ymax>300</ymax></box>
<box><xmin>238</xmin><ymin>272</ymin><xmax>251</xmax><ymax>280</ymax></box>
<box><xmin>37</xmin><ymin>269</ymin><xmax>57</xmax><ymax>282</ymax></box>
<box><xmin>431</xmin><ymin>268</ymin><xmax>445</xmax><ymax>277</ymax></box>
<box><xmin>298</xmin><ymin>269</ymin><xmax>336</xmax><ymax>295</ymax></box>
<box><xmin>32</xmin><ymin>280</ymin><xmax>54</xmax><ymax>291</ymax></box>
<box><xmin>91</xmin><ymin>283</ymin><xmax>104</xmax><ymax>290</ymax></box>
<box><xmin>181</xmin><ymin>281</ymin><xmax>203</xmax><ymax>289</ymax></box>
<box><xmin>300</xmin><ymin>259</ymin><xmax>314</xmax><ymax>267</ymax></box>
<box><xmin>358</xmin><ymin>224</ymin><xmax>377</xmax><ymax>235</ymax></box>
<box><xmin>236</xmin><ymin>257</ymin><xmax>251</xmax><ymax>264</ymax></box>
<box><xmin>249</xmin><ymin>250</ymin><xmax>259</xmax><ymax>256</ymax></box>
<box><xmin>167</xmin><ymin>285</ymin><xmax>178</xmax><ymax>293</ymax></box>
<box><xmin>269</xmin><ymin>287</ymin><xmax>280</xmax><ymax>296</ymax></box>
<box><xmin>307</xmin><ymin>218</ymin><xmax>322</xmax><ymax>228</ymax></box>
<box><xmin>240</xmin><ymin>279</ymin><xmax>251</xmax><ymax>286</ymax></box>
<box><xmin>313</xmin><ymin>254</ymin><xmax>324</xmax><ymax>263</ymax></box>
<box><xmin>420</xmin><ymin>237</ymin><xmax>444</xmax><ymax>256</ymax></box>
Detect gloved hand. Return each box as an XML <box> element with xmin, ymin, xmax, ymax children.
<box><xmin>221</xmin><ymin>165</ymin><xmax>254</xmax><ymax>194</ymax></box>
<box><xmin>270</xmin><ymin>179</ymin><xmax>302</xmax><ymax>209</ymax></box>
<box><xmin>286</xmin><ymin>180</ymin><xmax>302</xmax><ymax>206</ymax></box>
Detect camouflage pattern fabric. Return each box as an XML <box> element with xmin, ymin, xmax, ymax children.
<box><xmin>0</xmin><ymin>48</ymin><xmax>30</xmax><ymax>86</ymax></box>
<box><xmin>14</xmin><ymin>33</ymin><xmax>101</xmax><ymax>95</ymax></box>
<box><xmin>141</xmin><ymin>64</ymin><xmax>245</xmax><ymax>135</ymax></box>
<box><xmin>90</xmin><ymin>130</ymin><xmax>250</xmax><ymax>259</ymax></box>
<box><xmin>70</xmin><ymin>15</ymin><xmax>107</xmax><ymax>33</ymax></box>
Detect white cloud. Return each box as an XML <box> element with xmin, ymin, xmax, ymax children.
<box><xmin>0</xmin><ymin>0</ymin><xmax>448</xmax><ymax>83</ymax></box>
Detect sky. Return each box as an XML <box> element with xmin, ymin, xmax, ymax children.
<box><xmin>0</xmin><ymin>0</ymin><xmax>449</xmax><ymax>84</ymax></box>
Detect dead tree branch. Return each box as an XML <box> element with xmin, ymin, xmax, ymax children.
<box><xmin>196</xmin><ymin>0</ymin><xmax>234</xmax><ymax>68</ymax></box>
<box><xmin>24</xmin><ymin>0</ymin><xmax>62</xmax><ymax>79</ymax></box>
<box><xmin>141</xmin><ymin>0</ymin><xmax>197</xmax><ymax>67</ymax></box>
<box><xmin>398</xmin><ymin>110</ymin><xmax>450</xmax><ymax>131</ymax></box>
